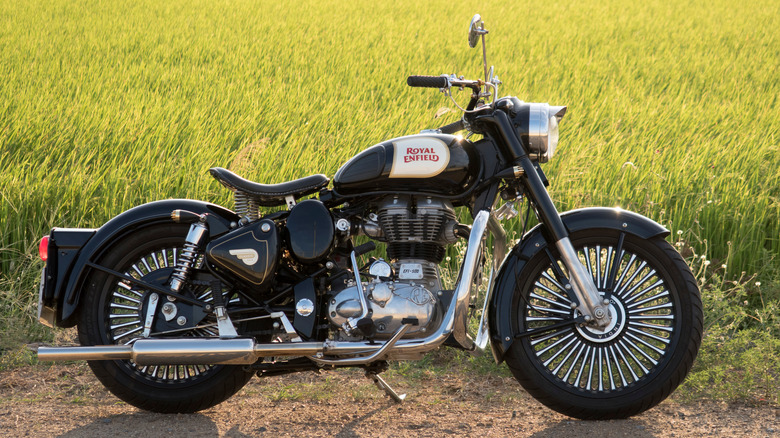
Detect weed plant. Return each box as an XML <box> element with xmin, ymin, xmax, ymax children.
<box><xmin>674</xmin><ymin>231</ymin><xmax>779</xmax><ymax>405</ymax></box>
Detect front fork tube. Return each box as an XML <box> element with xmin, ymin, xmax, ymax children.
<box><xmin>517</xmin><ymin>156</ymin><xmax>612</xmax><ymax>328</ymax></box>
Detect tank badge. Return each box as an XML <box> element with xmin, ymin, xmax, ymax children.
<box><xmin>389</xmin><ymin>137</ymin><xmax>450</xmax><ymax>178</ymax></box>
<box><xmin>229</xmin><ymin>249</ymin><xmax>259</xmax><ymax>266</ymax></box>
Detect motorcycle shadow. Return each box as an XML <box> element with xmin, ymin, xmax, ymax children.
<box><xmin>56</xmin><ymin>412</ymin><xmax>227</xmax><ymax>438</ymax></box>
<box><xmin>336</xmin><ymin>406</ymin><xmax>385</xmax><ymax>437</ymax></box>
<box><xmin>530</xmin><ymin>418</ymin><xmax>655</xmax><ymax>438</ymax></box>
<box><xmin>53</xmin><ymin>407</ymin><xmax>385</xmax><ymax>437</ymax></box>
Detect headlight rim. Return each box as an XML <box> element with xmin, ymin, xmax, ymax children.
<box><xmin>510</xmin><ymin>99</ymin><xmax>567</xmax><ymax>163</ymax></box>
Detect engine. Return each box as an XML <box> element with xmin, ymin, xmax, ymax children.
<box><xmin>328</xmin><ymin>195</ymin><xmax>460</xmax><ymax>340</ymax></box>
<box><xmin>377</xmin><ymin>195</ymin><xmax>459</xmax><ymax>263</ymax></box>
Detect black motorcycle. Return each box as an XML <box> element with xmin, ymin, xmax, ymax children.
<box><xmin>36</xmin><ymin>15</ymin><xmax>702</xmax><ymax>420</ymax></box>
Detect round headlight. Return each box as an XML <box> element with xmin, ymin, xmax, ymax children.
<box><xmin>510</xmin><ymin>100</ymin><xmax>567</xmax><ymax>163</ymax></box>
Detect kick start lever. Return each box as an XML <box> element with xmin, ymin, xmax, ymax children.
<box><xmin>344</xmin><ymin>242</ymin><xmax>376</xmax><ymax>333</ymax></box>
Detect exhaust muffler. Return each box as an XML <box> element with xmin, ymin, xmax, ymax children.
<box><xmin>37</xmin><ymin>338</ymin><xmax>326</xmax><ymax>365</ymax></box>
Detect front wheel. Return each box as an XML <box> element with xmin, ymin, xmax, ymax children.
<box><xmin>505</xmin><ymin>229</ymin><xmax>702</xmax><ymax>420</ymax></box>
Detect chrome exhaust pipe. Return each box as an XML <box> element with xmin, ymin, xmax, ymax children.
<box><xmin>36</xmin><ymin>345</ymin><xmax>133</xmax><ymax>362</ymax></box>
<box><xmin>37</xmin><ymin>338</ymin><xmax>327</xmax><ymax>365</ymax></box>
<box><xmin>132</xmin><ymin>338</ymin><xmax>260</xmax><ymax>365</ymax></box>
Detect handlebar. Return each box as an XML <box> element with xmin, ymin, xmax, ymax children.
<box><xmin>407</xmin><ymin>74</ymin><xmax>487</xmax><ymax>134</ymax></box>
<box><xmin>407</xmin><ymin>75</ymin><xmax>483</xmax><ymax>92</ymax></box>
<box><xmin>438</xmin><ymin>120</ymin><xmax>465</xmax><ymax>134</ymax></box>
<box><xmin>406</xmin><ymin>75</ymin><xmax>449</xmax><ymax>88</ymax></box>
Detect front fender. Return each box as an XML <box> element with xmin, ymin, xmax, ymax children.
<box><xmin>487</xmin><ymin>207</ymin><xmax>669</xmax><ymax>362</ymax></box>
<box><xmin>55</xmin><ymin>199</ymin><xmax>238</xmax><ymax>327</ymax></box>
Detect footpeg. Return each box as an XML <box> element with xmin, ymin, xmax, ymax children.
<box><xmin>210</xmin><ymin>280</ymin><xmax>238</xmax><ymax>339</ymax></box>
<box><xmin>356</xmin><ymin>317</ymin><xmax>376</xmax><ymax>338</ymax></box>
<box><xmin>215</xmin><ymin>306</ymin><xmax>239</xmax><ymax>338</ymax></box>
<box><xmin>366</xmin><ymin>370</ymin><xmax>406</xmax><ymax>403</ymax></box>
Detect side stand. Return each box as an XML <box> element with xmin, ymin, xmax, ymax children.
<box><xmin>365</xmin><ymin>370</ymin><xmax>406</xmax><ymax>403</ymax></box>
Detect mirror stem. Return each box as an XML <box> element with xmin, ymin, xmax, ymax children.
<box><xmin>481</xmin><ymin>32</ymin><xmax>489</xmax><ymax>95</ymax></box>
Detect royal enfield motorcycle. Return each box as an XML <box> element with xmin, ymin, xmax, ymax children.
<box><xmin>35</xmin><ymin>15</ymin><xmax>702</xmax><ymax>420</ymax></box>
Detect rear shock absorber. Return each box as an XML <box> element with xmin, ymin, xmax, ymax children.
<box><xmin>169</xmin><ymin>210</ymin><xmax>209</xmax><ymax>293</ymax></box>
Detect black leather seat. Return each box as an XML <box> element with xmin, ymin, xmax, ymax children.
<box><xmin>209</xmin><ymin>167</ymin><xmax>329</xmax><ymax>207</ymax></box>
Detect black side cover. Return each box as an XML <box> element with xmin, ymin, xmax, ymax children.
<box><xmin>293</xmin><ymin>278</ymin><xmax>317</xmax><ymax>338</ymax></box>
<box><xmin>285</xmin><ymin>199</ymin><xmax>334</xmax><ymax>264</ymax></box>
<box><xmin>206</xmin><ymin>219</ymin><xmax>279</xmax><ymax>289</ymax></box>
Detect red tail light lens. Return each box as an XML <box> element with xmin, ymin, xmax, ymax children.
<box><xmin>39</xmin><ymin>236</ymin><xmax>49</xmax><ymax>261</ymax></box>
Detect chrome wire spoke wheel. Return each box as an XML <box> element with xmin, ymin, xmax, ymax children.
<box><xmin>526</xmin><ymin>244</ymin><xmax>676</xmax><ymax>392</ymax></box>
<box><xmin>505</xmin><ymin>229</ymin><xmax>702</xmax><ymax>420</ymax></box>
<box><xmin>106</xmin><ymin>246</ymin><xmax>239</xmax><ymax>383</ymax></box>
<box><xmin>78</xmin><ymin>223</ymin><xmax>254</xmax><ymax>413</ymax></box>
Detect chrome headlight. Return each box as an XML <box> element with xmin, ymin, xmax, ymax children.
<box><xmin>510</xmin><ymin>99</ymin><xmax>567</xmax><ymax>163</ymax></box>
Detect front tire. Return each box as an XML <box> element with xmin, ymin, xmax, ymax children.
<box><xmin>78</xmin><ymin>223</ymin><xmax>254</xmax><ymax>413</ymax></box>
<box><xmin>504</xmin><ymin>229</ymin><xmax>702</xmax><ymax>419</ymax></box>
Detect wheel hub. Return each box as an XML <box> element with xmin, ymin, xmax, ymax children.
<box><xmin>575</xmin><ymin>295</ymin><xmax>626</xmax><ymax>343</ymax></box>
<box><xmin>137</xmin><ymin>269</ymin><xmax>208</xmax><ymax>333</ymax></box>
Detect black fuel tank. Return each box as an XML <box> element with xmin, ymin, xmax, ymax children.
<box><xmin>333</xmin><ymin>134</ymin><xmax>479</xmax><ymax>196</ymax></box>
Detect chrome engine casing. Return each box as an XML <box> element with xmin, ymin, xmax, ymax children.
<box><xmin>328</xmin><ymin>260</ymin><xmax>443</xmax><ymax>339</ymax></box>
<box><xmin>329</xmin><ymin>195</ymin><xmax>458</xmax><ymax>340</ymax></box>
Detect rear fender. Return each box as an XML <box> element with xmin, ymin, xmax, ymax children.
<box><xmin>53</xmin><ymin>199</ymin><xmax>238</xmax><ymax>327</ymax></box>
<box><xmin>487</xmin><ymin>207</ymin><xmax>669</xmax><ymax>362</ymax></box>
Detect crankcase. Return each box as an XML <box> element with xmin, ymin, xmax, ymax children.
<box><xmin>328</xmin><ymin>281</ymin><xmax>438</xmax><ymax>338</ymax></box>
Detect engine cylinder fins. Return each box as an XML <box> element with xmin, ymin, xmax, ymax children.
<box><xmin>387</xmin><ymin>242</ymin><xmax>446</xmax><ymax>263</ymax></box>
<box><xmin>376</xmin><ymin>195</ymin><xmax>457</xmax><ymax>263</ymax></box>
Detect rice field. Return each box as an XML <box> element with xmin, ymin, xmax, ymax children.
<box><xmin>1</xmin><ymin>0</ymin><xmax>778</xmax><ymax>342</ymax></box>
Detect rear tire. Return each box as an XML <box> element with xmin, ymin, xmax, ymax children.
<box><xmin>78</xmin><ymin>223</ymin><xmax>254</xmax><ymax>413</ymax></box>
<box><xmin>504</xmin><ymin>229</ymin><xmax>702</xmax><ymax>420</ymax></box>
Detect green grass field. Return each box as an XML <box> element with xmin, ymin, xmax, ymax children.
<box><xmin>1</xmin><ymin>0</ymin><xmax>778</xmax><ymax>402</ymax></box>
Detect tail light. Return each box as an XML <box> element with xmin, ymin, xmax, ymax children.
<box><xmin>39</xmin><ymin>236</ymin><xmax>49</xmax><ymax>261</ymax></box>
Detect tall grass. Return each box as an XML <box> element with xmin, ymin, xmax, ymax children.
<box><xmin>1</xmin><ymin>1</ymin><xmax>778</xmax><ymax>354</ymax></box>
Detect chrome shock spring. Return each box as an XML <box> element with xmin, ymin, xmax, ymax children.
<box><xmin>234</xmin><ymin>191</ymin><xmax>259</xmax><ymax>220</ymax></box>
<box><xmin>169</xmin><ymin>221</ymin><xmax>208</xmax><ymax>293</ymax></box>
<box><xmin>234</xmin><ymin>191</ymin><xmax>249</xmax><ymax>217</ymax></box>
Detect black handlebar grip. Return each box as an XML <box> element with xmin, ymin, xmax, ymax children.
<box><xmin>407</xmin><ymin>75</ymin><xmax>448</xmax><ymax>88</ymax></box>
<box><xmin>439</xmin><ymin>120</ymin><xmax>465</xmax><ymax>134</ymax></box>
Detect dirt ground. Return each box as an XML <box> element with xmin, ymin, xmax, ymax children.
<box><xmin>0</xmin><ymin>363</ymin><xmax>777</xmax><ymax>437</ymax></box>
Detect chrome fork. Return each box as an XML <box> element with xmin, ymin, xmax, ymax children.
<box><xmin>556</xmin><ymin>237</ymin><xmax>612</xmax><ymax>327</ymax></box>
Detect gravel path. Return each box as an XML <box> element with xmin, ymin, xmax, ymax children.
<box><xmin>1</xmin><ymin>364</ymin><xmax>777</xmax><ymax>437</ymax></box>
